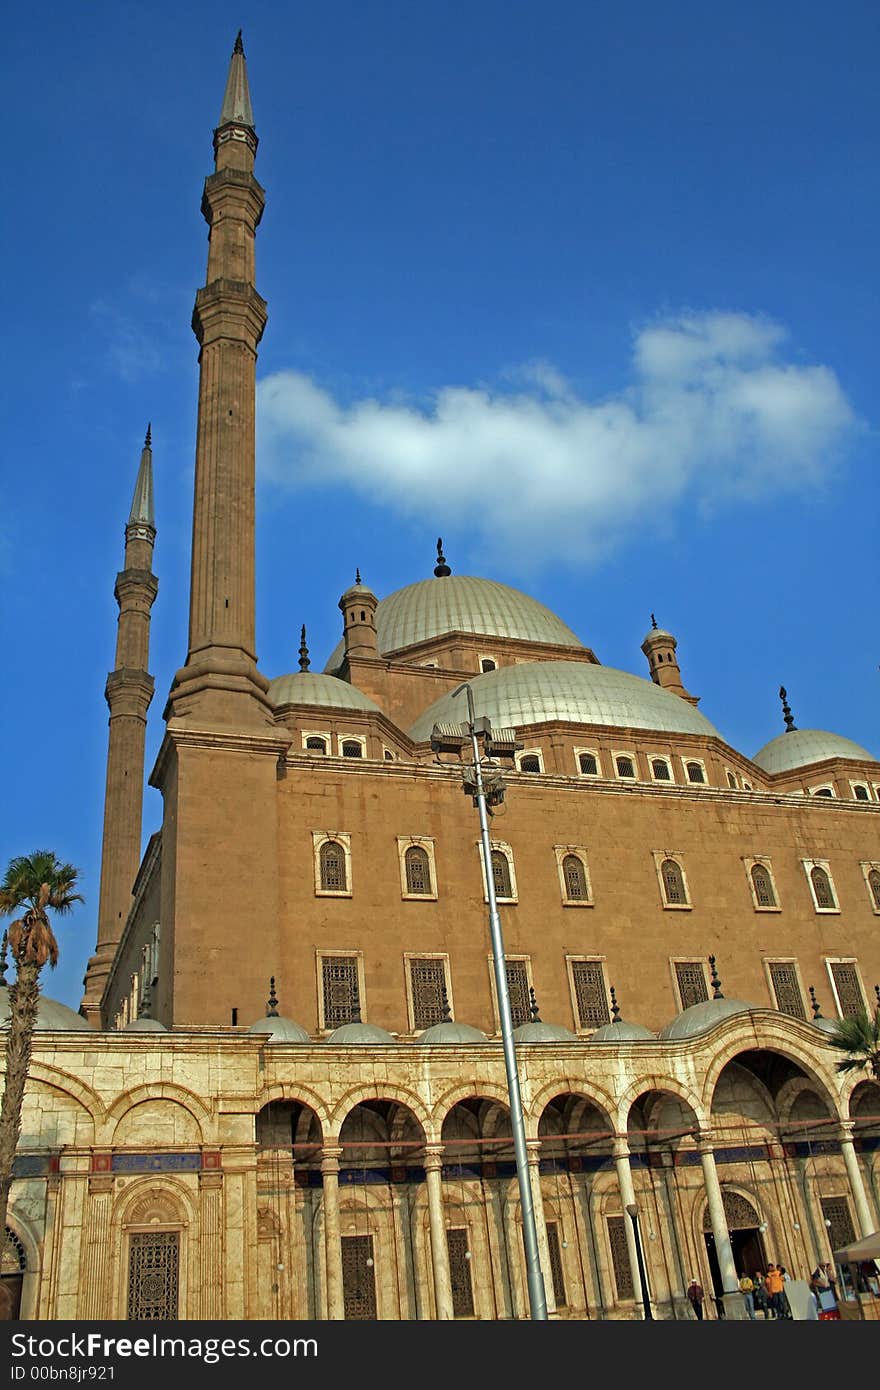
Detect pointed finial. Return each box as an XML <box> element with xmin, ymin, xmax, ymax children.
<box><xmin>138</xmin><ymin>978</ymin><xmax>153</xmax><ymax>1020</ymax></box>
<box><xmin>779</xmin><ymin>686</ymin><xmax>797</xmax><ymax>733</ymax></box>
<box><xmin>298</xmin><ymin>625</ymin><xmax>310</xmax><ymax>672</ymax></box>
<box><xmin>651</xmin><ymin>613</ymin><xmax>658</xmax><ymax>630</ymax></box>
<box><xmin>233</xmin><ymin>29</ymin><xmax>244</xmax><ymax>54</ymax></box>
<box><xmin>808</xmin><ymin>986</ymin><xmax>823</xmax><ymax>1020</ymax></box>
<box><xmin>708</xmin><ymin>955</ymin><xmax>724</xmax><ymax>1000</ymax></box>
<box><xmin>217</xmin><ymin>28</ymin><xmax>255</xmax><ymax>134</ymax></box>
<box><xmin>528</xmin><ymin>986</ymin><xmax>542</xmax><ymax>1023</ymax></box>
<box><xmin>355</xmin><ymin>568</ymin><xmax>361</xmax><ymax>585</ymax></box>
<box><xmin>144</xmin><ymin>423</ymin><xmax>151</xmax><ymax>448</ymax></box>
<box><xmin>0</xmin><ymin>931</ymin><xmax>7</xmax><ymax>986</ymax></box>
<box><xmin>351</xmin><ymin>979</ymin><xmax>362</xmax><ymax>1025</ymax></box>
<box><xmin>266</xmin><ymin>976</ymin><xmax>279</xmax><ymax>1017</ymax></box>
<box><xmin>609</xmin><ymin>984</ymin><xmax>621</xmax><ymax>1023</ymax></box>
<box><xmin>441</xmin><ymin>985</ymin><xmax>452</xmax><ymax>1023</ymax></box>
<box><xmin>434</xmin><ymin>537</ymin><xmax>451</xmax><ymax>578</ymax></box>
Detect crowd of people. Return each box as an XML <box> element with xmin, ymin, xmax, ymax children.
<box><xmin>686</xmin><ymin>1261</ymin><xmax>849</xmax><ymax>1320</ymax></box>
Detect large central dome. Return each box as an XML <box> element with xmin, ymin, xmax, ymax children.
<box><xmin>325</xmin><ymin>575</ymin><xmax>583</xmax><ymax>671</ymax></box>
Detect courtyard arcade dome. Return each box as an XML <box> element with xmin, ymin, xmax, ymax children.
<box><xmin>268</xmin><ymin>670</ymin><xmax>382</xmax><ymax>713</ymax></box>
<box><xmin>325</xmin><ymin>575</ymin><xmax>583</xmax><ymax>670</ymax></box>
<box><xmin>408</xmin><ymin>660</ymin><xmax>723</xmax><ymax>742</ymax></box>
<box><xmin>752</xmin><ymin>728</ymin><xmax>875</xmax><ymax>775</ymax></box>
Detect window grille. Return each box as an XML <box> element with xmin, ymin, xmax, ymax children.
<box><xmin>341</xmin><ymin>740</ymin><xmax>363</xmax><ymax>758</ymax></box>
<box><xmin>607</xmin><ymin>1215</ymin><xmax>634</xmax><ymax>1299</ymax></box>
<box><xmin>2</xmin><ymin>1229</ymin><xmax>26</xmax><ymax>1275</ymax></box>
<box><xmin>751</xmin><ymin>863</ymin><xmax>776</xmax><ymax>907</ymax></box>
<box><xmin>505</xmin><ymin>959</ymin><xmax>530</xmax><ymax>1026</ymax></box>
<box><xmin>409</xmin><ymin>958</ymin><xmax>446</xmax><ymax>1028</ymax></box>
<box><xmin>868</xmin><ymin>869</ymin><xmax>880</xmax><ymax>911</ymax></box>
<box><xmin>578</xmin><ymin>752</ymin><xmax>598</xmax><ymax>775</ymax></box>
<box><xmin>616</xmin><ymin>756</ymin><xmax>635</xmax><ymax>778</ymax></box>
<box><xmin>127</xmin><ymin>1231</ymin><xmax>179</xmax><ymax>1321</ymax></box>
<box><xmin>320</xmin><ymin>841</ymin><xmax>347</xmax><ymax>892</ymax></box>
<box><xmin>820</xmin><ymin>1197</ymin><xmax>856</xmax><ymax>1254</ymax></box>
<box><xmin>853</xmin><ymin>784</ymin><xmax>869</xmax><ymax>801</ymax></box>
<box><xmin>702</xmin><ymin>1191</ymin><xmax>759</xmax><ymax>1232</ymax></box>
<box><xmin>341</xmin><ymin>1235</ymin><xmax>377</xmax><ymax>1320</ymax></box>
<box><xmin>768</xmin><ymin>962</ymin><xmax>805</xmax><ymax>1019</ymax></box>
<box><xmin>651</xmin><ymin>759</ymin><xmax>671</xmax><ymax>780</ymax></box>
<box><xmin>305</xmin><ymin>736</ymin><xmax>327</xmax><ymax>753</ymax></box>
<box><xmin>811</xmin><ymin>865</ymin><xmax>835</xmax><ymax>908</ymax></box>
<box><xmin>546</xmin><ymin>1222</ymin><xmax>568</xmax><ymax>1307</ymax></box>
<box><xmin>446</xmin><ymin>1229</ymin><xmax>475</xmax><ymax>1316</ymax></box>
<box><xmin>322</xmin><ymin>956</ymin><xmax>358</xmax><ymax>1027</ymax></box>
<box><xmin>675</xmin><ymin>961</ymin><xmax>708</xmax><ymax>1010</ymax></box>
<box><xmin>661</xmin><ymin>858</ymin><xmax>687</xmax><ymax>905</ymax></box>
<box><xmin>686</xmin><ymin>761</ymin><xmax>705</xmax><ymax>784</ymax></box>
<box><xmin>829</xmin><ymin>962</ymin><xmax>864</xmax><ymax>1018</ymax></box>
<box><xmin>519</xmin><ymin>755</ymin><xmax>541</xmax><ymax>773</ymax></box>
<box><xmin>562</xmin><ymin>854</ymin><xmax>589</xmax><ymax>902</ymax></box>
<box><xmin>404</xmin><ymin>845</ymin><xmax>432</xmax><ymax>895</ymax></box>
<box><xmin>491</xmin><ymin>850</ymin><xmax>513</xmax><ymax>899</ymax></box>
<box><xmin>571</xmin><ymin>960</ymin><xmax>610</xmax><ymax>1027</ymax></box>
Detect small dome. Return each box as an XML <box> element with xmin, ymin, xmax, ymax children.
<box><xmin>811</xmin><ymin>1015</ymin><xmax>840</xmax><ymax>1036</ymax></box>
<box><xmin>323</xmin><ymin>1021</ymin><xmax>396</xmax><ymax>1044</ymax></box>
<box><xmin>417</xmin><ymin>1020</ymin><xmax>489</xmax><ymax>1044</ymax></box>
<box><xmin>408</xmin><ymin>660</ymin><xmax>722</xmax><ymax>742</ymax></box>
<box><xmin>590</xmin><ymin>1019</ymin><xmax>655</xmax><ymax>1042</ymax></box>
<box><xmin>753</xmin><ymin>729</ymin><xmax>875</xmax><ymax>774</ymax></box>
<box><xmin>325</xmin><ymin>575</ymin><xmax>583</xmax><ymax>670</ymax></box>
<box><xmin>512</xmin><ymin>1020</ymin><xmax>578</xmax><ymax>1043</ymax></box>
<box><xmin>248</xmin><ymin>1015</ymin><xmax>311</xmax><ymax>1042</ymax></box>
<box><xmin>340</xmin><ymin>579</ymin><xmax>376</xmax><ymax>603</ymax></box>
<box><xmin>269</xmin><ymin>671</ymin><xmax>382</xmax><ymax>713</ymax></box>
<box><xmin>659</xmin><ymin>997</ymin><xmax>754</xmax><ymax>1040</ymax></box>
<box><xmin>123</xmin><ymin>1016</ymin><xmax>167</xmax><ymax>1033</ymax></box>
<box><xmin>0</xmin><ymin>986</ymin><xmax>91</xmax><ymax>1032</ymax></box>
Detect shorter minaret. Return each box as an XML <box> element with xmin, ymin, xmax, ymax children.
<box><xmin>81</xmin><ymin>429</ymin><xmax>158</xmax><ymax>1025</ymax></box>
<box><xmin>339</xmin><ymin>571</ymin><xmax>379</xmax><ymax>661</ymax></box>
<box><xmin>641</xmin><ymin>614</ymin><xmax>698</xmax><ymax>704</ymax></box>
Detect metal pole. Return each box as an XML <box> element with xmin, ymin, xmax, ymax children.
<box><xmin>626</xmin><ymin>1203</ymin><xmax>654</xmax><ymax>1319</ymax></box>
<box><xmin>457</xmin><ymin>682</ymin><xmax>548</xmax><ymax>1321</ymax></box>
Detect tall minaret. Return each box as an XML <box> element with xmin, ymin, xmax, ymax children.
<box><xmin>166</xmin><ymin>30</ymin><xmax>273</xmax><ymax>726</ymax></box>
<box><xmin>81</xmin><ymin>428</ymin><xmax>158</xmax><ymax>1024</ymax></box>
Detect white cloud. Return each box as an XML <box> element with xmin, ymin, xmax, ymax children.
<box><xmin>256</xmin><ymin>311</ymin><xmax>856</xmax><ymax>565</ymax></box>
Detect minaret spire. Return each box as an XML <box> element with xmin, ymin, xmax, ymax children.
<box><xmin>82</xmin><ymin>431</ymin><xmax>159</xmax><ymax>1025</ymax></box>
<box><xmin>217</xmin><ymin>30</ymin><xmax>255</xmax><ymax>137</ymax></box>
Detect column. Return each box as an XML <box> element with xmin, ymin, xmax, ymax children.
<box><xmin>526</xmin><ymin>1139</ymin><xmax>557</xmax><ymax>1316</ymax></box>
<box><xmin>698</xmin><ymin>1133</ymin><xmax>744</xmax><ymax>1319</ymax></box>
<box><xmin>78</xmin><ymin>1176</ymin><xmax>113</xmax><ymax>1319</ymax></box>
<box><xmin>612</xmin><ymin>1138</ymin><xmax>645</xmax><ymax>1312</ymax></box>
<box><xmin>198</xmin><ymin>1171</ymin><xmax>223</xmax><ymax>1319</ymax></box>
<box><xmin>321</xmin><ymin>1145</ymin><xmax>345</xmax><ymax>1319</ymax></box>
<box><xmin>839</xmin><ymin>1123</ymin><xmax>876</xmax><ymax>1236</ymax></box>
<box><xmin>424</xmin><ymin>1147</ymin><xmax>453</xmax><ymax>1319</ymax></box>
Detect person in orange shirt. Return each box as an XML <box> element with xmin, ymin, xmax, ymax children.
<box><xmin>764</xmin><ymin>1263</ymin><xmax>785</xmax><ymax>1319</ymax></box>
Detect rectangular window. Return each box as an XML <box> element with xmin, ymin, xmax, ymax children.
<box><xmin>341</xmin><ymin>1235</ymin><xmax>377</xmax><ymax>1320</ymax></box>
<box><xmin>829</xmin><ymin>962</ymin><xmax>864</xmax><ymax>1018</ymax></box>
<box><xmin>127</xmin><ymin>1231</ymin><xmax>180</xmax><ymax>1321</ymax></box>
<box><xmin>768</xmin><ymin>962</ymin><xmax>806</xmax><ymax>1020</ymax></box>
<box><xmin>546</xmin><ymin>1222</ymin><xmax>567</xmax><ymax>1307</ymax></box>
<box><xmin>505</xmin><ymin>959</ymin><xmax>531</xmax><ymax>1027</ymax></box>
<box><xmin>674</xmin><ymin>960</ymin><xmax>708</xmax><ymax>1010</ymax></box>
<box><xmin>408</xmin><ymin>957</ymin><xmax>447</xmax><ymax>1029</ymax></box>
<box><xmin>321</xmin><ymin>956</ymin><xmax>358</xmax><ymax>1028</ymax></box>
<box><xmin>820</xmin><ymin>1197</ymin><xmax>856</xmax><ymax>1253</ymax></box>
<box><xmin>570</xmin><ymin>960</ymin><xmax>610</xmax><ymax>1027</ymax></box>
<box><xmin>446</xmin><ymin>1228</ymin><xmax>475</xmax><ymax>1316</ymax></box>
<box><xmin>607</xmin><ymin>1215</ymin><xmax>634</xmax><ymax>1299</ymax></box>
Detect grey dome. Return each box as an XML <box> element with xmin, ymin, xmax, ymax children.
<box><xmin>248</xmin><ymin>1015</ymin><xmax>311</xmax><ymax>1043</ymax></box>
<box><xmin>324</xmin><ymin>1021</ymin><xmax>396</xmax><ymax>1044</ymax></box>
<box><xmin>590</xmin><ymin>1019</ymin><xmax>655</xmax><ymax>1042</ymax></box>
<box><xmin>408</xmin><ymin>660</ymin><xmax>722</xmax><ymax>742</ymax></box>
<box><xmin>811</xmin><ymin>1015</ymin><xmax>840</xmax><ymax>1036</ymax></box>
<box><xmin>123</xmin><ymin>1016</ymin><xmax>167</xmax><ymax>1033</ymax></box>
<box><xmin>753</xmin><ymin>729</ymin><xmax>875</xmax><ymax>774</ymax></box>
<box><xmin>512</xmin><ymin>1020</ymin><xmax>578</xmax><ymax>1043</ymax></box>
<box><xmin>269</xmin><ymin>671</ymin><xmax>382</xmax><ymax>713</ymax></box>
<box><xmin>659</xmin><ymin>997</ymin><xmax>754</xmax><ymax>1040</ymax></box>
<box><xmin>0</xmin><ymin>986</ymin><xmax>91</xmax><ymax>1032</ymax></box>
<box><xmin>417</xmin><ymin>1020</ymin><xmax>489</xmax><ymax>1044</ymax></box>
<box><xmin>325</xmin><ymin>575</ymin><xmax>583</xmax><ymax>670</ymax></box>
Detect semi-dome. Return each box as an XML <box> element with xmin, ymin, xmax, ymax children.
<box><xmin>417</xmin><ymin>1020</ymin><xmax>489</xmax><ymax>1044</ymax></box>
<box><xmin>269</xmin><ymin>671</ymin><xmax>382</xmax><ymax>713</ymax></box>
<box><xmin>0</xmin><ymin>986</ymin><xmax>91</xmax><ymax>1031</ymax></box>
<box><xmin>512</xmin><ymin>1019</ymin><xmax>578</xmax><ymax>1043</ymax></box>
<box><xmin>590</xmin><ymin>1019</ymin><xmax>655</xmax><ymax>1042</ymax></box>
<box><xmin>753</xmin><ymin>729</ymin><xmax>875</xmax><ymax>775</ymax></box>
<box><xmin>408</xmin><ymin>660</ymin><xmax>722</xmax><ymax>743</ymax></box>
<box><xmin>248</xmin><ymin>1015</ymin><xmax>311</xmax><ymax>1042</ymax></box>
<box><xmin>325</xmin><ymin>575</ymin><xmax>583</xmax><ymax>670</ymax></box>
<box><xmin>323</xmin><ymin>1020</ymin><xmax>396</xmax><ymax>1044</ymax></box>
<box><xmin>658</xmin><ymin>997</ymin><xmax>754</xmax><ymax>1040</ymax></box>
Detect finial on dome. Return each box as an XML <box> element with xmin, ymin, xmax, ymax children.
<box><xmin>144</xmin><ymin>422</ymin><xmax>151</xmax><ymax>448</ymax></box>
<box><xmin>434</xmin><ymin>537</ymin><xmax>451</xmax><ymax>578</ymax></box>
<box><xmin>298</xmin><ymin>625</ymin><xmax>310</xmax><ymax>672</ymax></box>
<box><xmin>650</xmin><ymin>613</ymin><xmax>658</xmax><ymax>630</ymax></box>
<box><xmin>351</xmin><ymin>979</ymin><xmax>362</xmax><ymax>1025</ymax></box>
<box><xmin>138</xmin><ymin>978</ymin><xmax>154</xmax><ymax>1020</ymax></box>
<box><xmin>0</xmin><ymin>931</ymin><xmax>7</xmax><ymax>986</ymax></box>
<box><xmin>808</xmin><ymin>985</ymin><xmax>824</xmax><ymax>1020</ymax></box>
<box><xmin>355</xmin><ymin>568</ymin><xmax>361</xmax><ymax>585</ymax></box>
<box><xmin>233</xmin><ymin>29</ymin><xmax>244</xmax><ymax>55</ymax></box>
<box><xmin>441</xmin><ymin>985</ymin><xmax>452</xmax><ymax>1023</ymax></box>
<box><xmin>266</xmin><ymin>976</ymin><xmax>279</xmax><ymax>1018</ymax></box>
<box><xmin>779</xmin><ymin>686</ymin><xmax>797</xmax><ymax>733</ymax></box>
<box><xmin>528</xmin><ymin>986</ymin><xmax>542</xmax><ymax>1023</ymax></box>
<box><xmin>609</xmin><ymin>984</ymin><xmax>621</xmax><ymax>1023</ymax></box>
<box><xmin>708</xmin><ymin>955</ymin><xmax>724</xmax><ymax>1000</ymax></box>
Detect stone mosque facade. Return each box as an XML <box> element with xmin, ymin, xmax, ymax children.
<box><xmin>2</xmin><ymin>36</ymin><xmax>879</xmax><ymax>1323</ymax></box>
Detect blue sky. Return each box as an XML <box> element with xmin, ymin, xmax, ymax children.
<box><xmin>2</xmin><ymin>2</ymin><xmax>877</xmax><ymax>1010</ymax></box>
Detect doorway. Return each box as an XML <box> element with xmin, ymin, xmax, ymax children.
<box><xmin>704</xmin><ymin>1226</ymin><xmax>766</xmax><ymax>1317</ymax></box>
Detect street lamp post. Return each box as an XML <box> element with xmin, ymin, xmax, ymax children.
<box><xmin>626</xmin><ymin>1202</ymin><xmax>654</xmax><ymax>1320</ymax></box>
<box><xmin>442</xmin><ymin>682</ymin><xmax>548</xmax><ymax>1321</ymax></box>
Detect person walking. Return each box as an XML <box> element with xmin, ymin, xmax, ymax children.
<box><xmin>765</xmin><ymin>1263</ymin><xmax>785</xmax><ymax>1319</ymax></box>
<box><xmin>687</xmin><ymin>1278</ymin><xmax>705</xmax><ymax>1320</ymax></box>
<box><xmin>738</xmin><ymin>1271</ymin><xmax>756</xmax><ymax>1319</ymax></box>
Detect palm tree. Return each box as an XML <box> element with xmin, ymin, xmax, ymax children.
<box><xmin>0</xmin><ymin>851</ymin><xmax>82</xmax><ymax>1239</ymax></box>
<box><xmin>826</xmin><ymin>1006</ymin><xmax>880</xmax><ymax>1082</ymax></box>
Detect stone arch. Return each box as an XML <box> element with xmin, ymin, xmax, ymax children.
<box><xmin>106</xmin><ymin>1082</ymin><xmax>211</xmax><ymax>1144</ymax></box>
<box><xmin>702</xmin><ymin>1030</ymin><xmax>839</xmax><ymax>1109</ymax></box>
<box><xmin>26</xmin><ymin>1062</ymin><xmax>105</xmax><ymax>1125</ymax></box>
<box><xmin>329</xmin><ymin>1082</ymin><xmax>431</xmax><ymax>1135</ymax></box>
<box><xmin>616</xmin><ymin>1075</ymin><xmax>705</xmax><ymax>1131</ymax></box>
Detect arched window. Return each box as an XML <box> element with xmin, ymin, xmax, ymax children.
<box><xmin>686</xmin><ymin>761</ymin><xmax>705</xmax><ymax>784</ymax></box>
<box><xmin>404</xmin><ymin>846</ymin><xmax>432</xmax><ymax>895</ymax></box>
<box><xmin>320</xmin><ymin>841</ymin><xmax>347</xmax><ymax>892</ymax></box>
<box><xmin>491</xmin><ymin>850</ymin><xmax>512</xmax><ymax>899</ymax></box>
<box><xmin>519</xmin><ymin>754</ymin><xmax>541</xmax><ymax>773</ymax></box>
<box><xmin>651</xmin><ymin>758</ymin><xmax>671</xmax><ymax>781</ymax></box>
<box><xmin>726</xmin><ymin>771</ymin><xmax>737</xmax><ymax>788</ymax></box>
<box><xmin>661</xmin><ymin>858</ymin><xmax>687</xmax><ymax>905</ymax></box>
<box><xmin>616</xmin><ymin>755</ymin><xmax>635</xmax><ymax>779</ymax></box>
<box><xmin>750</xmin><ymin>862</ymin><xmax>776</xmax><ymax>908</ymax></box>
<box><xmin>868</xmin><ymin>869</ymin><xmax>880</xmax><ymax>911</ymax></box>
<box><xmin>480</xmin><ymin>658</ymin><xmax>496</xmax><ymax>672</ymax></box>
<box><xmin>305</xmin><ymin>736</ymin><xmax>327</xmax><ymax>753</ymax></box>
<box><xmin>383</xmin><ymin>749</ymin><xmax>395</xmax><ymax>761</ymax></box>
<box><xmin>562</xmin><ymin>854</ymin><xmax>588</xmax><ymax>901</ymax></box>
<box><xmin>341</xmin><ymin>740</ymin><xmax>363</xmax><ymax>759</ymax></box>
<box><xmin>853</xmin><ymin>784</ymin><xmax>870</xmax><ymax>801</ymax></box>
<box><xmin>810</xmin><ymin>865</ymin><xmax>835</xmax><ymax>909</ymax></box>
<box><xmin>578</xmin><ymin>752</ymin><xmax>598</xmax><ymax>775</ymax></box>
<box><xmin>814</xmin><ymin>787</ymin><xmax>833</xmax><ymax>797</ymax></box>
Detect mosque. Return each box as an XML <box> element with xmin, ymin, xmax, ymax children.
<box><xmin>2</xmin><ymin>35</ymin><xmax>878</xmax><ymax>1322</ymax></box>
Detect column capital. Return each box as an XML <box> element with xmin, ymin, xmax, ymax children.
<box><xmin>321</xmin><ymin>1144</ymin><xmax>343</xmax><ymax>1174</ymax></box>
<box><xmin>612</xmin><ymin>1136</ymin><xmax>631</xmax><ymax>1159</ymax></box>
<box><xmin>423</xmin><ymin>1144</ymin><xmax>444</xmax><ymax>1170</ymax></box>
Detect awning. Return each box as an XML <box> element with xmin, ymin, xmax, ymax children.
<box><xmin>833</xmin><ymin>1230</ymin><xmax>880</xmax><ymax>1263</ymax></box>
